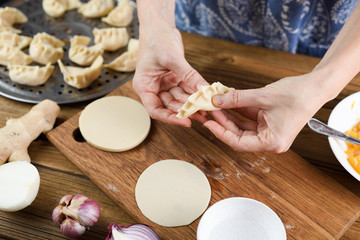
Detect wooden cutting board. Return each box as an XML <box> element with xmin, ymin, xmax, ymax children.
<box><xmin>47</xmin><ymin>80</ymin><xmax>360</xmax><ymax>240</ymax></box>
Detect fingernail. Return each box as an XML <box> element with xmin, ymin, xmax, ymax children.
<box><xmin>213</xmin><ymin>96</ymin><xmax>223</xmax><ymax>106</ymax></box>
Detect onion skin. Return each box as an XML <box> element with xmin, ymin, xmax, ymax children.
<box><xmin>106</xmin><ymin>223</ymin><xmax>161</xmax><ymax>240</ymax></box>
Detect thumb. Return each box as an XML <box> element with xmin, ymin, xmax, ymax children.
<box><xmin>170</xmin><ymin>58</ymin><xmax>208</xmax><ymax>91</ymax></box>
<box><xmin>213</xmin><ymin>89</ymin><xmax>265</xmax><ymax>109</ymax></box>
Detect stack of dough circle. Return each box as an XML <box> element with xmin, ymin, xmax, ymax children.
<box><xmin>135</xmin><ymin>159</ymin><xmax>211</xmax><ymax>227</ymax></box>
<box><xmin>79</xmin><ymin>96</ymin><xmax>151</xmax><ymax>152</ymax></box>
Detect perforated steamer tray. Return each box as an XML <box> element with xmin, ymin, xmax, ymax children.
<box><xmin>0</xmin><ymin>0</ymin><xmax>139</xmax><ymax>104</ymax></box>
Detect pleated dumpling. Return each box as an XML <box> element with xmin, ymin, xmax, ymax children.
<box><xmin>101</xmin><ymin>0</ymin><xmax>134</xmax><ymax>27</ymax></box>
<box><xmin>30</xmin><ymin>32</ymin><xmax>65</xmax><ymax>64</ymax></box>
<box><xmin>69</xmin><ymin>35</ymin><xmax>104</xmax><ymax>66</ymax></box>
<box><xmin>78</xmin><ymin>0</ymin><xmax>113</xmax><ymax>18</ymax></box>
<box><xmin>0</xmin><ymin>45</ymin><xmax>32</xmax><ymax>66</ymax></box>
<box><xmin>42</xmin><ymin>0</ymin><xmax>82</xmax><ymax>17</ymax></box>
<box><xmin>104</xmin><ymin>38</ymin><xmax>138</xmax><ymax>72</ymax></box>
<box><xmin>176</xmin><ymin>82</ymin><xmax>235</xmax><ymax>119</ymax></box>
<box><xmin>8</xmin><ymin>63</ymin><xmax>54</xmax><ymax>86</ymax></box>
<box><xmin>67</xmin><ymin>0</ymin><xmax>83</xmax><ymax>10</ymax></box>
<box><xmin>0</xmin><ymin>31</ymin><xmax>32</xmax><ymax>49</ymax></box>
<box><xmin>58</xmin><ymin>56</ymin><xmax>103</xmax><ymax>89</ymax></box>
<box><xmin>93</xmin><ymin>27</ymin><xmax>128</xmax><ymax>51</ymax></box>
<box><xmin>0</xmin><ymin>7</ymin><xmax>27</xmax><ymax>33</ymax></box>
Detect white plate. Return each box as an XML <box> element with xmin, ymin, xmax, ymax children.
<box><xmin>197</xmin><ymin>197</ymin><xmax>286</xmax><ymax>240</ymax></box>
<box><xmin>328</xmin><ymin>92</ymin><xmax>360</xmax><ymax>181</ymax></box>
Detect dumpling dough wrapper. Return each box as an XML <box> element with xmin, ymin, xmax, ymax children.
<box><xmin>135</xmin><ymin>159</ymin><xmax>211</xmax><ymax>227</ymax></box>
<box><xmin>176</xmin><ymin>82</ymin><xmax>234</xmax><ymax>119</ymax></box>
<box><xmin>79</xmin><ymin>96</ymin><xmax>151</xmax><ymax>152</ymax></box>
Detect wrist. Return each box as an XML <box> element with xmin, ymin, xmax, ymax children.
<box><xmin>137</xmin><ymin>0</ymin><xmax>176</xmax><ymax>28</ymax></box>
<box><xmin>310</xmin><ymin>64</ymin><xmax>353</xmax><ymax>102</ymax></box>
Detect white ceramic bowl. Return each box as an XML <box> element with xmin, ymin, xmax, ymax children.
<box><xmin>328</xmin><ymin>92</ymin><xmax>360</xmax><ymax>181</ymax></box>
<box><xmin>197</xmin><ymin>197</ymin><xmax>286</xmax><ymax>240</ymax></box>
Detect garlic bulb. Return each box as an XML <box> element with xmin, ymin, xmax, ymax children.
<box><xmin>106</xmin><ymin>223</ymin><xmax>161</xmax><ymax>240</ymax></box>
<box><xmin>52</xmin><ymin>194</ymin><xmax>100</xmax><ymax>238</ymax></box>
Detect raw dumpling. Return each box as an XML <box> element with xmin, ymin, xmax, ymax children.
<box><xmin>93</xmin><ymin>27</ymin><xmax>128</xmax><ymax>51</ymax></box>
<box><xmin>0</xmin><ymin>45</ymin><xmax>32</xmax><ymax>66</ymax></box>
<box><xmin>78</xmin><ymin>0</ymin><xmax>113</xmax><ymax>18</ymax></box>
<box><xmin>30</xmin><ymin>32</ymin><xmax>64</xmax><ymax>64</ymax></box>
<box><xmin>8</xmin><ymin>63</ymin><xmax>54</xmax><ymax>86</ymax></box>
<box><xmin>104</xmin><ymin>38</ymin><xmax>138</xmax><ymax>72</ymax></box>
<box><xmin>67</xmin><ymin>0</ymin><xmax>83</xmax><ymax>10</ymax></box>
<box><xmin>42</xmin><ymin>0</ymin><xmax>68</xmax><ymax>17</ymax></box>
<box><xmin>69</xmin><ymin>35</ymin><xmax>104</xmax><ymax>66</ymax></box>
<box><xmin>42</xmin><ymin>0</ymin><xmax>82</xmax><ymax>17</ymax></box>
<box><xmin>0</xmin><ymin>31</ymin><xmax>31</xmax><ymax>49</ymax></box>
<box><xmin>0</xmin><ymin>7</ymin><xmax>27</xmax><ymax>33</ymax></box>
<box><xmin>58</xmin><ymin>56</ymin><xmax>103</xmax><ymax>89</ymax></box>
<box><xmin>176</xmin><ymin>82</ymin><xmax>235</xmax><ymax>119</ymax></box>
<box><xmin>101</xmin><ymin>0</ymin><xmax>134</xmax><ymax>27</ymax></box>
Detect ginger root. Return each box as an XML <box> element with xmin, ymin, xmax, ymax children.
<box><xmin>0</xmin><ymin>99</ymin><xmax>60</xmax><ymax>165</ymax></box>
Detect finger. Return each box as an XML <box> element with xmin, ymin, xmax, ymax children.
<box><xmin>159</xmin><ymin>91</ymin><xmax>207</xmax><ymax>123</ymax></box>
<box><xmin>213</xmin><ymin>89</ymin><xmax>266</xmax><ymax>109</ymax></box>
<box><xmin>215</xmin><ymin>110</ymin><xmax>258</xmax><ymax>132</ymax></box>
<box><xmin>168</xmin><ymin>86</ymin><xmax>190</xmax><ymax>103</ymax></box>
<box><xmin>159</xmin><ymin>72</ymin><xmax>182</xmax><ymax>91</ymax></box>
<box><xmin>158</xmin><ymin>91</ymin><xmax>181</xmax><ymax>112</ymax></box>
<box><xmin>209</xmin><ymin>110</ymin><xmax>242</xmax><ymax>135</ymax></box>
<box><xmin>178</xmin><ymin>81</ymin><xmax>197</xmax><ymax>95</ymax></box>
<box><xmin>204</xmin><ymin>120</ymin><xmax>267</xmax><ymax>152</ymax></box>
<box><xmin>232</xmin><ymin>107</ymin><xmax>259</xmax><ymax>122</ymax></box>
<box><xmin>141</xmin><ymin>91</ymin><xmax>191</xmax><ymax>127</ymax></box>
<box><xmin>199</xmin><ymin>110</ymin><xmax>208</xmax><ymax>117</ymax></box>
<box><xmin>166</xmin><ymin>58</ymin><xmax>209</xmax><ymax>91</ymax></box>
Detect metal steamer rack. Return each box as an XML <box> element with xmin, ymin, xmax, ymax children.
<box><xmin>0</xmin><ymin>0</ymin><xmax>139</xmax><ymax>104</ymax></box>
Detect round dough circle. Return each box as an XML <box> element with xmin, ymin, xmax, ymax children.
<box><xmin>135</xmin><ymin>159</ymin><xmax>211</xmax><ymax>227</ymax></box>
<box><xmin>79</xmin><ymin>96</ymin><xmax>151</xmax><ymax>152</ymax></box>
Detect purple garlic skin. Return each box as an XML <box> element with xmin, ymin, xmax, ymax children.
<box><xmin>52</xmin><ymin>194</ymin><xmax>100</xmax><ymax>238</ymax></box>
<box><xmin>52</xmin><ymin>205</ymin><xmax>66</xmax><ymax>225</ymax></box>
<box><xmin>61</xmin><ymin>218</ymin><xmax>86</xmax><ymax>239</ymax></box>
<box><xmin>106</xmin><ymin>223</ymin><xmax>161</xmax><ymax>240</ymax></box>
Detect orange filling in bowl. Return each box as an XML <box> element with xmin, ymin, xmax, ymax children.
<box><xmin>345</xmin><ymin>122</ymin><xmax>360</xmax><ymax>175</ymax></box>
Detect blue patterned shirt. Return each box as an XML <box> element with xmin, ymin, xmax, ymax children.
<box><xmin>175</xmin><ymin>0</ymin><xmax>358</xmax><ymax>57</ymax></box>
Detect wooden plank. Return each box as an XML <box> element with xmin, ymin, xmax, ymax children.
<box><xmin>47</xmin><ymin>80</ymin><xmax>360</xmax><ymax>240</ymax></box>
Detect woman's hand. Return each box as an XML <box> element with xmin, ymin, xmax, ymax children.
<box><xmin>204</xmin><ymin>73</ymin><xmax>330</xmax><ymax>152</ymax></box>
<box><xmin>133</xmin><ymin>0</ymin><xmax>208</xmax><ymax>127</ymax></box>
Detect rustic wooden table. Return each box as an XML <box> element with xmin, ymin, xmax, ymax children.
<box><xmin>0</xmin><ymin>32</ymin><xmax>359</xmax><ymax>239</ymax></box>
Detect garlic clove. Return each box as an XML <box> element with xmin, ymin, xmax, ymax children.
<box><xmin>77</xmin><ymin>198</ymin><xmax>101</xmax><ymax>226</ymax></box>
<box><xmin>106</xmin><ymin>223</ymin><xmax>161</xmax><ymax>240</ymax></box>
<box><xmin>59</xmin><ymin>194</ymin><xmax>74</xmax><ymax>206</ymax></box>
<box><xmin>61</xmin><ymin>218</ymin><xmax>86</xmax><ymax>239</ymax></box>
<box><xmin>0</xmin><ymin>161</ymin><xmax>40</xmax><ymax>212</ymax></box>
<box><xmin>52</xmin><ymin>205</ymin><xmax>66</xmax><ymax>225</ymax></box>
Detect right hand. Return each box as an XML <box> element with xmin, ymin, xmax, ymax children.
<box><xmin>204</xmin><ymin>74</ymin><xmax>330</xmax><ymax>152</ymax></box>
<box><xmin>133</xmin><ymin>18</ymin><xmax>208</xmax><ymax>127</ymax></box>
